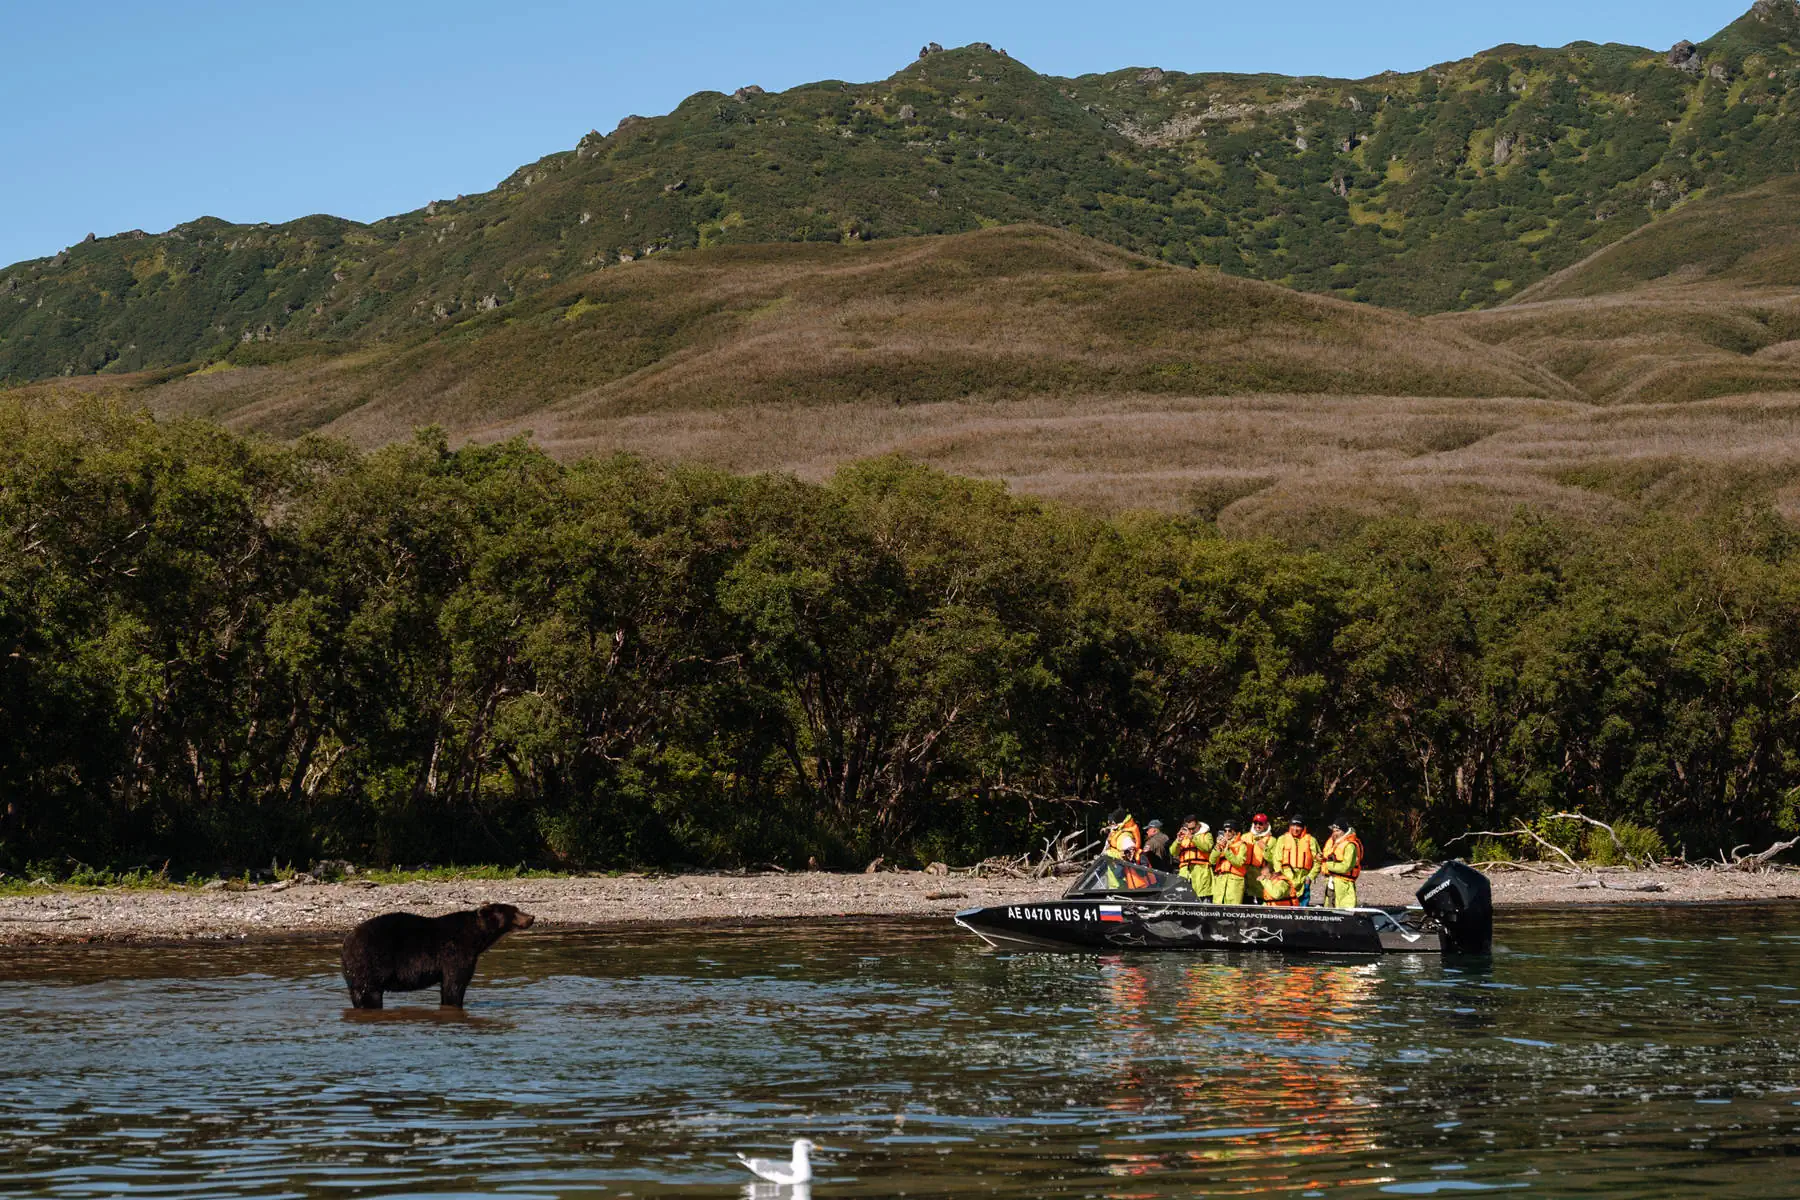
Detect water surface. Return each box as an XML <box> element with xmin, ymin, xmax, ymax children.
<box><xmin>2</xmin><ymin>907</ymin><xmax>1798</xmax><ymax>1197</ymax></box>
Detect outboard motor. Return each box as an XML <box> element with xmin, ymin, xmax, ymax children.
<box><xmin>1416</xmin><ymin>859</ymin><xmax>1493</xmax><ymax>955</ymax></box>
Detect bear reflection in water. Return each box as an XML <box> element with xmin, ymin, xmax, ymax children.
<box><xmin>340</xmin><ymin>903</ymin><xmax>536</xmax><ymax>1009</ymax></box>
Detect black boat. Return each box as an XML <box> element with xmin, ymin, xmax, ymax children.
<box><xmin>955</xmin><ymin>858</ymin><xmax>1492</xmax><ymax>955</ymax></box>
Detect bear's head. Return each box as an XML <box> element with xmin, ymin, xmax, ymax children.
<box><xmin>478</xmin><ymin>903</ymin><xmax>537</xmax><ymax>935</ymax></box>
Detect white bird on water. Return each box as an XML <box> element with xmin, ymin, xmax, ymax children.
<box><xmin>737</xmin><ymin>1138</ymin><xmax>816</xmax><ymax>1185</ymax></box>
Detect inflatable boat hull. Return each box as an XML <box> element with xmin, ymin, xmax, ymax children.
<box><xmin>955</xmin><ymin>860</ymin><xmax>1492</xmax><ymax>956</ymax></box>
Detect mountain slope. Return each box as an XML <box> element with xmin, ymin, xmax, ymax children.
<box><xmin>10</xmin><ymin>3</ymin><xmax>1800</xmax><ymax>384</ymax></box>
<box><xmin>93</xmin><ymin>225</ymin><xmax>1570</xmax><ymax>445</ymax></box>
<box><xmin>7</xmin><ymin>224</ymin><xmax>1604</xmax><ymax>522</ymax></box>
<box><xmin>1439</xmin><ymin>176</ymin><xmax>1800</xmax><ymax>405</ymax></box>
<box><xmin>1509</xmin><ymin>175</ymin><xmax>1800</xmax><ymax>302</ymax></box>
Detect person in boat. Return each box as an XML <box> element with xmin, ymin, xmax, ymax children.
<box><xmin>1172</xmin><ymin>816</ymin><xmax>1213</xmax><ymax>901</ymax></box>
<box><xmin>1272</xmin><ymin>814</ymin><xmax>1323</xmax><ymax>907</ymax></box>
<box><xmin>1104</xmin><ymin>809</ymin><xmax>1143</xmax><ymax>863</ymax></box>
<box><xmin>1322</xmin><ymin>816</ymin><xmax>1365</xmax><ymax>909</ymax></box>
<box><xmin>1243</xmin><ymin>812</ymin><xmax>1275</xmax><ymax>902</ymax></box>
<box><xmin>1142</xmin><ymin>819</ymin><xmax>1172</xmax><ymax>871</ymax></box>
<box><xmin>1257</xmin><ymin>858</ymin><xmax>1295</xmax><ymax>905</ymax></box>
<box><xmin>1209</xmin><ymin>818</ymin><xmax>1251</xmax><ymax>905</ymax></box>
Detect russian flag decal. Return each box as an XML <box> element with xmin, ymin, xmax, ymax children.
<box><xmin>1099</xmin><ymin>904</ymin><xmax>1124</xmax><ymax>923</ymax></box>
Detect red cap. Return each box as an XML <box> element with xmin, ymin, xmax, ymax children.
<box><xmin>1253</xmin><ymin>813</ymin><xmax>1269</xmax><ymax>824</ymax></box>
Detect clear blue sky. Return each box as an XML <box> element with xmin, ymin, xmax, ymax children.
<box><xmin>1</xmin><ymin>0</ymin><xmax>1755</xmax><ymax>268</ymax></box>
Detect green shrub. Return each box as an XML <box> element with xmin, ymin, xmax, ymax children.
<box><xmin>1584</xmin><ymin>821</ymin><xmax>1668</xmax><ymax>867</ymax></box>
<box><xmin>1528</xmin><ymin>815</ymin><xmax>1587</xmax><ymax>864</ymax></box>
<box><xmin>1468</xmin><ymin>837</ymin><xmax>1513</xmax><ymax>864</ymax></box>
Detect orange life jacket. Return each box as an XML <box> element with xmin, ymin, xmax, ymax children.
<box><xmin>1324</xmin><ymin>832</ymin><xmax>1364</xmax><ymax>880</ymax></box>
<box><xmin>1211</xmin><ymin>834</ymin><xmax>1250</xmax><ymax>877</ymax></box>
<box><xmin>1259</xmin><ymin>869</ymin><xmax>1294</xmax><ymax>903</ymax></box>
<box><xmin>1274</xmin><ymin>833</ymin><xmax>1316</xmax><ymax>872</ymax></box>
<box><xmin>1175</xmin><ymin>831</ymin><xmax>1211</xmax><ymax>867</ymax></box>
<box><xmin>1243</xmin><ymin>833</ymin><xmax>1267</xmax><ymax>870</ymax></box>
<box><xmin>1106</xmin><ymin>817</ymin><xmax>1143</xmax><ymax>861</ymax></box>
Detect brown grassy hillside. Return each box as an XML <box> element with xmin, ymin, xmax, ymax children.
<box><xmin>112</xmin><ymin>225</ymin><xmax>1569</xmax><ymax>443</ymax></box>
<box><xmin>20</xmin><ymin>217</ymin><xmax>1800</xmax><ymax>530</ymax></box>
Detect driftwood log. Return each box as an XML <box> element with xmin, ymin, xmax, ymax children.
<box><xmin>953</xmin><ymin>831</ymin><xmax>1098</xmax><ymax>880</ymax></box>
<box><xmin>1718</xmin><ymin>837</ymin><xmax>1800</xmax><ymax>870</ymax></box>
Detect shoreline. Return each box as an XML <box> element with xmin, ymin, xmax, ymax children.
<box><xmin>1</xmin><ymin>865</ymin><xmax>1797</xmax><ymax>947</ymax></box>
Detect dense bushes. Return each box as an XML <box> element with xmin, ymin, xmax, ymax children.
<box><xmin>4</xmin><ymin>400</ymin><xmax>1800</xmax><ymax>873</ymax></box>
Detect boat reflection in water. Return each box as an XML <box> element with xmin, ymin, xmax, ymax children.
<box><xmin>1093</xmin><ymin>956</ymin><xmax>1388</xmax><ymax>1190</ymax></box>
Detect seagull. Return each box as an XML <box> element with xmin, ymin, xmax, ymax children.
<box><xmin>737</xmin><ymin>1138</ymin><xmax>816</xmax><ymax>1185</ymax></box>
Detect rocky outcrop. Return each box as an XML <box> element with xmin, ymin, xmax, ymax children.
<box><xmin>919</xmin><ymin>42</ymin><xmax>943</xmax><ymax>58</ymax></box>
<box><xmin>732</xmin><ymin>85</ymin><xmax>765</xmax><ymax>101</ymax></box>
<box><xmin>1139</xmin><ymin>67</ymin><xmax>1165</xmax><ymax>83</ymax></box>
<box><xmin>897</xmin><ymin>104</ymin><xmax>916</xmax><ymax>121</ymax></box>
<box><xmin>1494</xmin><ymin>132</ymin><xmax>1520</xmax><ymax>165</ymax></box>
<box><xmin>1668</xmin><ymin>41</ymin><xmax>1703</xmax><ymax>75</ymax></box>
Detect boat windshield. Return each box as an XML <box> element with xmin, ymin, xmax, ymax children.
<box><xmin>1067</xmin><ymin>858</ymin><xmax>1182</xmax><ymax>896</ymax></box>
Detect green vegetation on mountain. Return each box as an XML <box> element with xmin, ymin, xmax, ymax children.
<box><xmin>1511</xmin><ymin>174</ymin><xmax>1800</xmax><ymax>302</ymax></box>
<box><xmin>6</xmin><ymin>398</ymin><xmax>1799</xmax><ymax>874</ymax></box>
<box><xmin>10</xmin><ymin>3</ymin><xmax>1800</xmax><ymax>384</ymax></box>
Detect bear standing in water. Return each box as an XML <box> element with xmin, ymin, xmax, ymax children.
<box><xmin>341</xmin><ymin>903</ymin><xmax>536</xmax><ymax>1009</ymax></box>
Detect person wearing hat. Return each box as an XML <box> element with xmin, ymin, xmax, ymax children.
<box><xmin>1208</xmin><ymin>818</ymin><xmax>1251</xmax><ymax>905</ymax></box>
<box><xmin>1104</xmin><ymin>809</ymin><xmax>1143</xmax><ymax>864</ymax></box>
<box><xmin>1243</xmin><ymin>812</ymin><xmax>1275</xmax><ymax>902</ymax></box>
<box><xmin>1172</xmin><ymin>816</ymin><xmax>1214</xmax><ymax>900</ymax></box>
<box><xmin>1321</xmin><ymin>816</ymin><xmax>1365</xmax><ymax>909</ymax></box>
<box><xmin>1141</xmin><ymin>819</ymin><xmax>1172</xmax><ymax>872</ymax></box>
<box><xmin>1272</xmin><ymin>815</ymin><xmax>1323</xmax><ymax>907</ymax></box>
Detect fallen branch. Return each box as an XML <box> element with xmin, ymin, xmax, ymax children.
<box><xmin>953</xmin><ymin>832</ymin><xmax>1102</xmax><ymax>880</ymax></box>
<box><xmin>1448</xmin><ymin>824</ymin><xmax>1581</xmax><ymax>871</ymax></box>
<box><xmin>1573</xmin><ymin>879</ymin><xmax>1668</xmax><ymax>893</ymax></box>
<box><xmin>1723</xmin><ymin>837</ymin><xmax>1800</xmax><ymax>871</ymax></box>
<box><xmin>1467</xmin><ymin>859</ymin><xmax>1569</xmax><ymax>874</ymax></box>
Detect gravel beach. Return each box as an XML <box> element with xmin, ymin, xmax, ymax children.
<box><xmin>1</xmin><ymin>864</ymin><xmax>1798</xmax><ymax>945</ymax></box>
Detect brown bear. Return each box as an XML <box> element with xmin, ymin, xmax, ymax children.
<box><xmin>340</xmin><ymin>903</ymin><xmax>536</xmax><ymax>1009</ymax></box>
